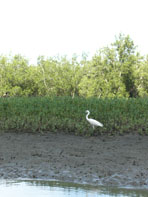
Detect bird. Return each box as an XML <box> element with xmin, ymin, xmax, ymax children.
<box><xmin>85</xmin><ymin>110</ymin><xmax>103</xmax><ymax>129</ymax></box>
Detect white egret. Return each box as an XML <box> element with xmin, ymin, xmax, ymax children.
<box><xmin>85</xmin><ymin>110</ymin><xmax>103</xmax><ymax>129</ymax></box>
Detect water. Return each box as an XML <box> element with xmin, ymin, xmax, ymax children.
<box><xmin>0</xmin><ymin>180</ymin><xmax>148</xmax><ymax>197</ymax></box>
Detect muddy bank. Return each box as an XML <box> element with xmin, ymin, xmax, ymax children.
<box><xmin>0</xmin><ymin>132</ymin><xmax>148</xmax><ymax>188</ymax></box>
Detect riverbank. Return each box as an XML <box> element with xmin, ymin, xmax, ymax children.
<box><xmin>0</xmin><ymin>132</ymin><xmax>148</xmax><ymax>188</ymax></box>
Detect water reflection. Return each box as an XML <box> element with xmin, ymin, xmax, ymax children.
<box><xmin>0</xmin><ymin>180</ymin><xmax>148</xmax><ymax>197</ymax></box>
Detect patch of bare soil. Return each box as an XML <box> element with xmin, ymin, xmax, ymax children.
<box><xmin>0</xmin><ymin>132</ymin><xmax>148</xmax><ymax>187</ymax></box>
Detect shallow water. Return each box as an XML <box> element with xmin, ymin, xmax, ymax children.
<box><xmin>0</xmin><ymin>180</ymin><xmax>148</xmax><ymax>197</ymax></box>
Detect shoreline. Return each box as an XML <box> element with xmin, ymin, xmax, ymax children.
<box><xmin>0</xmin><ymin>132</ymin><xmax>148</xmax><ymax>188</ymax></box>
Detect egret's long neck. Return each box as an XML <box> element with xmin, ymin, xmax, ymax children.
<box><xmin>86</xmin><ymin>111</ymin><xmax>90</xmax><ymax>120</ymax></box>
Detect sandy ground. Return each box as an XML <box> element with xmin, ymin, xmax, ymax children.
<box><xmin>0</xmin><ymin>132</ymin><xmax>148</xmax><ymax>188</ymax></box>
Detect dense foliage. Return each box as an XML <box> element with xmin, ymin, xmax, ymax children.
<box><xmin>0</xmin><ymin>34</ymin><xmax>148</xmax><ymax>98</ymax></box>
<box><xmin>0</xmin><ymin>96</ymin><xmax>148</xmax><ymax>135</ymax></box>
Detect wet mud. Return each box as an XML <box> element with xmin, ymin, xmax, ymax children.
<box><xmin>0</xmin><ymin>132</ymin><xmax>148</xmax><ymax>187</ymax></box>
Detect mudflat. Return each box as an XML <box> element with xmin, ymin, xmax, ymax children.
<box><xmin>0</xmin><ymin>132</ymin><xmax>148</xmax><ymax>188</ymax></box>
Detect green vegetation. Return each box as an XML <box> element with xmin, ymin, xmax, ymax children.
<box><xmin>1</xmin><ymin>33</ymin><xmax>148</xmax><ymax>135</ymax></box>
<box><xmin>0</xmin><ymin>96</ymin><xmax>148</xmax><ymax>135</ymax></box>
<box><xmin>0</xmin><ymin>34</ymin><xmax>148</xmax><ymax>98</ymax></box>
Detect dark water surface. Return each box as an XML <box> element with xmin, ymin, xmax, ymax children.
<box><xmin>0</xmin><ymin>180</ymin><xmax>148</xmax><ymax>197</ymax></box>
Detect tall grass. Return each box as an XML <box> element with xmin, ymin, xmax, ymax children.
<box><xmin>0</xmin><ymin>96</ymin><xmax>148</xmax><ymax>135</ymax></box>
